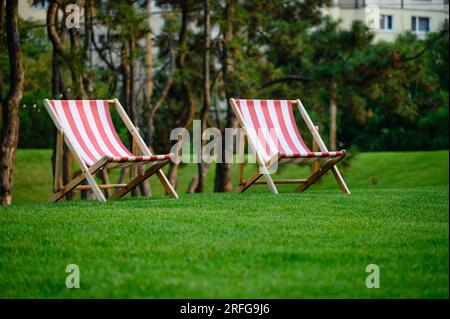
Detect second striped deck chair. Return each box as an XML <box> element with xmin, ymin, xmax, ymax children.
<box><xmin>44</xmin><ymin>99</ymin><xmax>179</xmax><ymax>202</ymax></box>
<box><xmin>230</xmin><ymin>98</ymin><xmax>350</xmax><ymax>195</ymax></box>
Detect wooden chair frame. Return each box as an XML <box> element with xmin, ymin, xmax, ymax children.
<box><xmin>44</xmin><ymin>98</ymin><xmax>179</xmax><ymax>203</ymax></box>
<box><xmin>230</xmin><ymin>98</ymin><xmax>351</xmax><ymax>195</ymax></box>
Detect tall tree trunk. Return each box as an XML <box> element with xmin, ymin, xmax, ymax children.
<box><xmin>47</xmin><ymin>0</ymin><xmax>94</xmax><ymax>199</ymax></box>
<box><xmin>84</xmin><ymin>0</ymin><xmax>93</xmax><ymax>69</ymax></box>
<box><xmin>195</xmin><ymin>0</ymin><xmax>212</xmax><ymax>193</ymax></box>
<box><xmin>142</xmin><ymin>0</ymin><xmax>157</xmax><ymax>197</ymax></box>
<box><xmin>47</xmin><ymin>0</ymin><xmax>88</xmax><ymax>100</ymax></box>
<box><xmin>143</xmin><ymin>0</ymin><xmax>175</xmax><ymax>149</ymax></box>
<box><xmin>145</xmin><ymin>0</ymin><xmax>154</xmax><ymax>109</ymax></box>
<box><xmin>50</xmin><ymin>10</ymin><xmax>76</xmax><ymax>201</ymax></box>
<box><xmin>128</xmin><ymin>36</ymin><xmax>140</xmax><ymax>197</ymax></box>
<box><xmin>167</xmin><ymin>4</ymin><xmax>196</xmax><ymax>190</ymax></box>
<box><xmin>81</xmin><ymin>0</ymin><xmax>102</xmax><ymax>199</ymax></box>
<box><xmin>214</xmin><ymin>0</ymin><xmax>236</xmax><ymax>193</ymax></box>
<box><xmin>120</xmin><ymin>28</ymin><xmax>150</xmax><ymax>198</ymax></box>
<box><xmin>136</xmin><ymin>64</ymin><xmax>151</xmax><ymax>197</ymax></box>
<box><xmin>71</xmin><ymin>9</ymin><xmax>93</xmax><ymax>200</ymax></box>
<box><xmin>120</xmin><ymin>41</ymin><xmax>135</xmax><ymax>197</ymax></box>
<box><xmin>329</xmin><ymin>80</ymin><xmax>337</xmax><ymax>150</ymax></box>
<box><xmin>0</xmin><ymin>0</ymin><xmax>25</xmax><ymax>205</ymax></box>
<box><xmin>53</xmin><ymin>55</ymin><xmax>77</xmax><ymax>200</ymax></box>
<box><xmin>128</xmin><ymin>36</ymin><xmax>136</xmax><ymax>126</ymax></box>
<box><xmin>83</xmin><ymin>0</ymin><xmax>94</xmax><ymax>93</ymax></box>
<box><xmin>0</xmin><ymin>0</ymin><xmax>4</xmax><ymax>121</ymax></box>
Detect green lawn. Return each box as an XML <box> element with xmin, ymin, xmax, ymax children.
<box><xmin>0</xmin><ymin>150</ymin><xmax>448</xmax><ymax>298</ymax></box>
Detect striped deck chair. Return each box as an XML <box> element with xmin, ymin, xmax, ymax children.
<box><xmin>230</xmin><ymin>98</ymin><xmax>350</xmax><ymax>194</ymax></box>
<box><xmin>44</xmin><ymin>99</ymin><xmax>178</xmax><ymax>202</ymax></box>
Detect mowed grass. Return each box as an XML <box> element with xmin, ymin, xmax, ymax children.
<box><xmin>0</xmin><ymin>150</ymin><xmax>448</xmax><ymax>298</ymax></box>
<box><xmin>10</xmin><ymin>149</ymin><xmax>450</xmax><ymax>202</ymax></box>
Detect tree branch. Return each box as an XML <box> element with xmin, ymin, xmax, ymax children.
<box><xmin>151</xmin><ymin>49</ymin><xmax>176</xmax><ymax>117</ymax></box>
<box><xmin>400</xmin><ymin>28</ymin><xmax>449</xmax><ymax>63</ymax></box>
<box><xmin>260</xmin><ymin>75</ymin><xmax>311</xmax><ymax>88</ymax></box>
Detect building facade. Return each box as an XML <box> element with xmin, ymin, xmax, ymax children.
<box><xmin>20</xmin><ymin>1</ymin><xmax>449</xmax><ymax>43</ymax></box>
<box><xmin>328</xmin><ymin>0</ymin><xmax>449</xmax><ymax>41</ymax></box>
<box><xmin>18</xmin><ymin>0</ymin><xmax>48</xmax><ymax>22</ymax></box>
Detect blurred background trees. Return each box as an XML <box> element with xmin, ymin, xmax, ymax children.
<box><xmin>1</xmin><ymin>0</ymin><xmax>448</xmax><ymax>201</ymax></box>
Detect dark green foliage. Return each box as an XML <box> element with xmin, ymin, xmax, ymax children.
<box><xmin>350</xmin><ymin>24</ymin><xmax>449</xmax><ymax>151</ymax></box>
<box><xmin>260</xmin><ymin>18</ymin><xmax>449</xmax><ymax>151</ymax></box>
<box><xmin>5</xmin><ymin>2</ymin><xmax>449</xmax><ymax>151</ymax></box>
<box><xmin>17</xmin><ymin>20</ymin><xmax>53</xmax><ymax>148</ymax></box>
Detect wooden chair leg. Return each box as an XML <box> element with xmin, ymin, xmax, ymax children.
<box><xmin>239</xmin><ymin>171</ymin><xmax>278</xmax><ymax>194</ymax></box>
<box><xmin>49</xmin><ymin>174</ymin><xmax>87</xmax><ymax>203</ymax></box>
<box><xmin>311</xmin><ymin>126</ymin><xmax>319</xmax><ymax>174</ymax></box>
<box><xmin>49</xmin><ymin>157</ymin><xmax>109</xmax><ymax>203</ymax></box>
<box><xmin>264</xmin><ymin>172</ymin><xmax>278</xmax><ymax>194</ymax></box>
<box><xmin>296</xmin><ymin>157</ymin><xmax>343</xmax><ymax>192</ymax></box>
<box><xmin>239</xmin><ymin>154</ymin><xmax>280</xmax><ymax>194</ymax></box>
<box><xmin>111</xmin><ymin>161</ymin><xmax>170</xmax><ymax>200</ymax></box>
<box><xmin>331</xmin><ymin>166</ymin><xmax>351</xmax><ymax>195</ymax></box>
<box><xmin>54</xmin><ymin>129</ymin><xmax>64</xmax><ymax>193</ymax></box>
<box><xmin>262</xmin><ymin>155</ymin><xmax>280</xmax><ymax>194</ymax></box>
<box><xmin>238</xmin><ymin>134</ymin><xmax>246</xmax><ymax>186</ymax></box>
<box><xmin>101</xmin><ymin>169</ymin><xmax>112</xmax><ymax>198</ymax></box>
<box><xmin>84</xmin><ymin>170</ymin><xmax>107</xmax><ymax>202</ymax></box>
<box><xmin>156</xmin><ymin>169</ymin><xmax>179</xmax><ymax>199</ymax></box>
<box><xmin>239</xmin><ymin>162</ymin><xmax>245</xmax><ymax>186</ymax></box>
<box><xmin>238</xmin><ymin>171</ymin><xmax>263</xmax><ymax>193</ymax></box>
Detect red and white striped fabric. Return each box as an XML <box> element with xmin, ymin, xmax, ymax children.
<box><xmin>48</xmin><ymin>100</ymin><xmax>170</xmax><ymax>166</ymax></box>
<box><xmin>235</xmin><ymin>99</ymin><xmax>344</xmax><ymax>163</ymax></box>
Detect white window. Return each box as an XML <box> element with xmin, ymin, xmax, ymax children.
<box><xmin>99</xmin><ymin>35</ymin><xmax>107</xmax><ymax>45</ymax></box>
<box><xmin>380</xmin><ymin>15</ymin><xmax>393</xmax><ymax>31</ymax></box>
<box><xmin>411</xmin><ymin>16</ymin><xmax>430</xmax><ymax>33</ymax></box>
<box><xmin>31</xmin><ymin>1</ymin><xmax>49</xmax><ymax>10</ymax></box>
